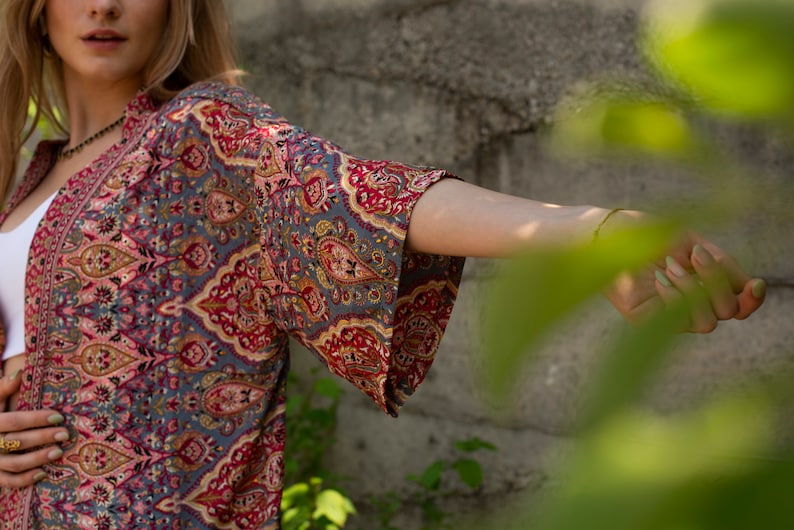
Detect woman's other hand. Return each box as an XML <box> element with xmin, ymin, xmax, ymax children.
<box><xmin>0</xmin><ymin>371</ymin><xmax>69</xmax><ymax>488</ymax></box>
<box><xmin>606</xmin><ymin>232</ymin><xmax>766</xmax><ymax>333</ymax></box>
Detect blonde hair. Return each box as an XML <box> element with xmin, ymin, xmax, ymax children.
<box><xmin>0</xmin><ymin>0</ymin><xmax>241</xmax><ymax>204</ymax></box>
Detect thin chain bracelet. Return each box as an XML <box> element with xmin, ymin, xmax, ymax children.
<box><xmin>592</xmin><ymin>208</ymin><xmax>625</xmax><ymax>242</ymax></box>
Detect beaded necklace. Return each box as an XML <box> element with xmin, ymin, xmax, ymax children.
<box><xmin>56</xmin><ymin>114</ymin><xmax>125</xmax><ymax>162</ymax></box>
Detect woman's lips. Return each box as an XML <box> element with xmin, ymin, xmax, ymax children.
<box><xmin>81</xmin><ymin>30</ymin><xmax>126</xmax><ymax>51</ymax></box>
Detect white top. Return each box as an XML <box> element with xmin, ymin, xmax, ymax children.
<box><xmin>0</xmin><ymin>193</ymin><xmax>57</xmax><ymax>361</ymax></box>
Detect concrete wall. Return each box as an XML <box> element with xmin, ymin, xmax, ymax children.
<box><xmin>228</xmin><ymin>1</ymin><xmax>793</xmax><ymax>528</ymax></box>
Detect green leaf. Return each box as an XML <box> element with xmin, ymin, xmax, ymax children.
<box><xmin>453</xmin><ymin>459</ymin><xmax>484</xmax><ymax>489</ymax></box>
<box><xmin>551</xmin><ymin>88</ymin><xmax>700</xmax><ymax>160</ymax></box>
<box><xmin>314</xmin><ymin>378</ymin><xmax>343</xmax><ymax>400</ymax></box>
<box><xmin>580</xmin><ymin>299</ymin><xmax>687</xmax><ymax>428</ymax></box>
<box><xmin>313</xmin><ymin>488</ymin><xmax>356</xmax><ymax>527</ymax></box>
<box><xmin>283</xmin><ymin>457</ymin><xmax>298</xmax><ymax>478</ymax></box>
<box><xmin>454</xmin><ymin>438</ymin><xmax>497</xmax><ymax>453</ymax></box>
<box><xmin>410</xmin><ymin>461</ymin><xmax>447</xmax><ymax>491</ymax></box>
<box><xmin>285</xmin><ymin>394</ymin><xmax>304</xmax><ymax>415</ymax></box>
<box><xmin>525</xmin><ymin>391</ymin><xmax>778</xmax><ymax>530</ymax></box>
<box><xmin>643</xmin><ymin>0</ymin><xmax>794</xmax><ymax>120</ymax></box>
<box><xmin>481</xmin><ymin>221</ymin><xmax>677</xmax><ymax>404</ymax></box>
<box><xmin>305</xmin><ymin>409</ymin><xmax>335</xmax><ymax>426</ymax></box>
<box><xmin>420</xmin><ymin>498</ymin><xmax>446</xmax><ymax>524</ymax></box>
<box><xmin>282</xmin><ymin>482</ymin><xmax>310</xmax><ymax>504</ymax></box>
<box><xmin>601</xmin><ymin>101</ymin><xmax>693</xmax><ymax>155</ymax></box>
<box><xmin>281</xmin><ymin>507</ymin><xmax>300</xmax><ymax>523</ymax></box>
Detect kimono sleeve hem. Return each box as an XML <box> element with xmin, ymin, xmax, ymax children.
<box><xmin>379</xmin><ymin>171</ymin><xmax>466</xmax><ymax>417</ymax></box>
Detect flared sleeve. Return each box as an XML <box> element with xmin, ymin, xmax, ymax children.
<box><xmin>256</xmin><ymin>124</ymin><xmax>464</xmax><ymax>415</ymax></box>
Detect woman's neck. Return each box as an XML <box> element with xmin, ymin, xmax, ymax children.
<box><xmin>62</xmin><ymin>75</ymin><xmax>141</xmax><ymax>146</ymax></box>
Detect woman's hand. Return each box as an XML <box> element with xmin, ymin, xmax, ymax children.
<box><xmin>0</xmin><ymin>371</ymin><xmax>69</xmax><ymax>488</ymax></box>
<box><xmin>606</xmin><ymin>231</ymin><xmax>766</xmax><ymax>333</ymax></box>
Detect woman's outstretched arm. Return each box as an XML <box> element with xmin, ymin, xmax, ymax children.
<box><xmin>406</xmin><ymin>179</ymin><xmax>614</xmax><ymax>257</ymax></box>
<box><xmin>406</xmin><ymin>179</ymin><xmax>766</xmax><ymax>332</ymax></box>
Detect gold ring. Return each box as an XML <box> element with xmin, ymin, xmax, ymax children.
<box><xmin>0</xmin><ymin>434</ymin><xmax>21</xmax><ymax>454</ymax></box>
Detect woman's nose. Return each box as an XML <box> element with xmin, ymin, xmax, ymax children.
<box><xmin>85</xmin><ymin>0</ymin><xmax>122</xmax><ymax>19</ymax></box>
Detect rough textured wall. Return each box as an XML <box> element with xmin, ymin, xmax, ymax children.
<box><xmin>228</xmin><ymin>1</ymin><xmax>793</xmax><ymax>528</ymax></box>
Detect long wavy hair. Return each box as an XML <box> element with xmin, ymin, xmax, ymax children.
<box><xmin>0</xmin><ymin>0</ymin><xmax>241</xmax><ymax>205</ymax></box>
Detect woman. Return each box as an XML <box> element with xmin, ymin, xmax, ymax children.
<box><xmin>0</xmin><ymin>0</ymin><xmax>765</xmax><ymax>528</ymax></box>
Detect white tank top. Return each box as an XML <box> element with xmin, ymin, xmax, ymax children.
<box><xmin>0</xmin><ymin>193</ymin><xmax>57</xmax><ymax>360</ymax></box>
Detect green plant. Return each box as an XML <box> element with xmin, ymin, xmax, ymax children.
<box><xmin>372</xmin><ymin>437</ymin><xmax>497</xmax><ymax>530</ymax></box>
<box><xmin>284</xmin><ymin>369</ymin><xmax>344</xmax><ymax>484</ymax></box>
<box><xmin>282</xmin><ymin>369</ymin><xmax>496</xmax><ymax>530</ymax></box>
<box><xmin>368</xmin><ymin>492</ymin><xmax>402</xmax><ymax>530</ymax></box>
<box><xmin>282</xmin><ymin>368</ymin><xmax>356</xmax><ymax>530</ymax></box>
<box><xmin>282</xmin><ymin>477</ymin><xmax>357</xmax><ymax>530</ymax></box>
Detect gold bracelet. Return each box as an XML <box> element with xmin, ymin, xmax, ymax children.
<box><xmin>592</xmin><ymin>208</ymin><xmax>625</xmax><ymax>242</ymax></box>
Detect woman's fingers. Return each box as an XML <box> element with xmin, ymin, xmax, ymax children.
<box><xmin>0</xmin><ymin>372</ymin><xmax>72</xmax><ymax>489</ymax></box>
<box><xmin>0</xmin><ymin>466</ymin><xmax>50</xmax><ymax>489</ymax></box>
<box><xmin>659</xmin><ymin>256</ymin><xmax>718</xmax><ymax>333</ymax></box>
<box><xmin>606</xmin><ymin>270</ymin><xmax>664</xmax><ymax>325</ymax></box>
<box><xmin>0</xmin><ymin>442</ymin><xmax>66</xmax><ymax>488</ymax></box>
<box><xmin>735</xmin><ymin>278</ymin><xmax>767</xmax><ymax>320</ymax></box>
<box><xmin>690</xmin><ymin>245</ymin><xmax>740</xmax><ymax>320</ymax></box>
<box><xmin>690</xmin><ymin>242</ymin><xmax>766</xmax><ymax>320</ymax></box>
<box><xmin>0</xmin><ymin>427</ymin><xmax>69</xmax><ymax>457</ymax></box>
<box><xmin>0</xmin><ymin>410</ymin><xmax>65</xmax><ymax>434</ymax></box>
<box><xmin>655</xmin><ymin>246</ymin><xmax>766</xmax><ymax>333</ymax></box>
<box><xmin>631</xmin><ymin>233</ymin><xmax>765</xmax><ymax>333</ymax></box>
<box><xmin>695</xmin><ymin>239</ymin><xmax>750</xmax><ymax>287</ymax></box>
<box><xmin>654</xmin><ymin>269</ymin><xmax>691</xmax><ymax>332</ymax></box>
<box><xmin>0</xmin><ymin>441</ymin><xmax>65</xmax><ymax>473</ymax></box>
<box><xmin>0</xmin><ymin>417</ymin><xmax>70</xmax><ymax>489</ymax></box>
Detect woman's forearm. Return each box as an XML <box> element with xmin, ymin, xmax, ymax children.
<box><xmin>406</xmin><ymin>179</ymin><xmax>618</xmax><ymax>257</ymax></box>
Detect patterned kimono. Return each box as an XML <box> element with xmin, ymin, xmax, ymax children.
<box><xmin>0</xmin><ymin>82</ymin><xmax>464</xmax><ymax>529</ymax></box>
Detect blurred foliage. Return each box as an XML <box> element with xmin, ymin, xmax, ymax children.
<box><xmin>27</xmin><ymin>100</ymin><xmax>62</xmax><ymax>139</ymax></box>
<box><xmin>643</xmin><ymin>0</ymin><xmax>794</xmax><ymax>121</ymax></box>
<box><xmin>284</xmin><ymin>368</ymin><xmax>344</xmax><ymax>486</ymax></box>
<box><xmin>282</xmin><ymin>366</ymin><xmax>496</xmax><ymax>530</ymax></box>
<box><xmin>281</xmin><ymin>369</ymin><xmax>357</xmax><ymax>530</ymax></box>
<box><xmin>482</xmin><ymin>222</ymin><xmax>679</xmax><ymax>406</ymax></box>
<box><xmin>282</xmin><ymin>477</ymin><xmax>356</xmax><ymax>530</ymax></box>
<box><xmin>478</xmin><ymin>0</ymin><xmax>794</xmax><ymax>528</ymax></box>
<box><xmin>372</xmin><ymin>437</ymin><xmax>497</xmax><ymax>530</ymax></box>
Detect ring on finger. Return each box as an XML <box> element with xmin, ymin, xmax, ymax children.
<box><xmin>0</xmin><ymin>434</ymin><xmax>21</xmax><ymax>454</ymax></box>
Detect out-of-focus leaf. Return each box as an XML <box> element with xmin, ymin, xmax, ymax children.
<box><xmin>408</xmin><ymin>461</ymin><xmax>447</xmax><ymax>491</ymax></box>
<box><xmin>602</xmin><ymin>101</ymin><xmax>692</xmax><ymax>155</ymax></box>
<box><xmin>27</xmin><ymin>99</ymin><xmax>63</xmax><ymax>139</ymax></box>
<box><xmin>420</xmin><ymin>498</ymin><xmax>446</xmax><ymax>524</ymax></box>
<box><xmin>552</xmin><ymin>90</ymin><xmax>699</xmax><ymax>160</ymax></box>
<box><xmin>453</xmin><ymin>459</ymin><xmax>484</xmax><ymax>489</ymax></box>
<box><xmin>481</xmin><ymin>221</ymin><xmax>677</xmax><ymax>404</ymax></box>
<box><xmin>513</xmin><ymin>391</ymin><xmax>778</xmax><ymax>530</ymax></box>
<box><xmin>454</xmin><ymin>438</ymin><xmax>497</xmax><ymax>453</ymax></box>
<box><xmin>580</xmin><ymin>299</ymin><xmax>686</xmax><ymax>428</ymax></box>
<box><xmin>313</xmin><ymin>488</ymin><xmax>357</xmax><ymax>527</ymax></box>
<box><xmin>314</xmin><ymin>378</ymin><xmax>343</xmax><ymax>400</ymax></box>
<box><xmin>285</xmin><ymin>394</ymin><xmax>304</xmax><ymax>415</ymax></box>
<box><xmin>281</xmin><ymin>482</ymin><xmax>311</xmax><ymax>506</ymax></box>
<box><xmin>643</xmin><ymin>0</ymin><xmax>794</xmax><ymax>120</ymax></box>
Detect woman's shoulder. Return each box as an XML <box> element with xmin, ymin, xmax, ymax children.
<box><xmin>160</xmin><ymin>81</ymin><xmax>288</xmax><ymax>126</ymax></box>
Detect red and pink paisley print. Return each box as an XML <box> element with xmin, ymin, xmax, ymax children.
<box><xmin>0</xmin><ymin>82</ymin><xmax>463</xmax><ymax>529</ymax></box>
